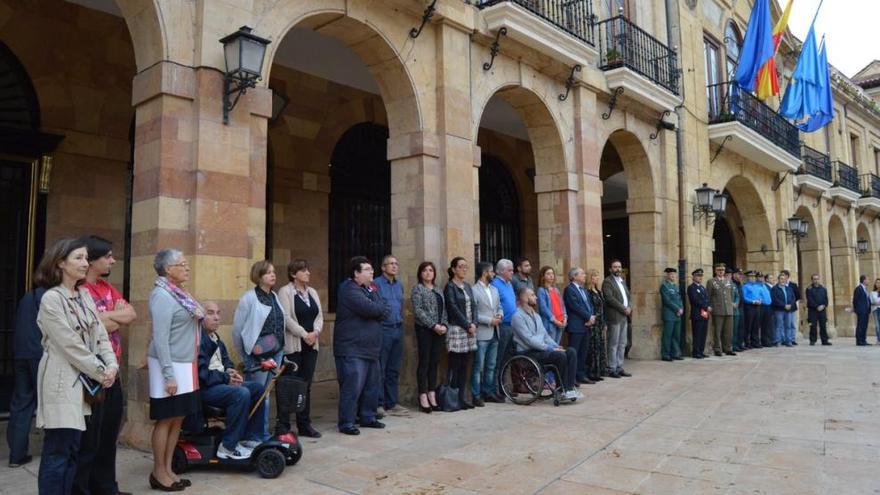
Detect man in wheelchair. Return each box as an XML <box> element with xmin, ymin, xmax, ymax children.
<box><xmin>198</xmin><ymin>302</ymin><xmax>267</xmax><ymax>459</ymax></box>
<box><xmin>510</xmin><ymin>288</ymin><xmax>583</xmax><ymax>401</ymax></box>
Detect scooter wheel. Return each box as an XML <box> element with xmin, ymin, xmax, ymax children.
<box><xmin>256</xmin><ymin>448</ymin><xmax>286</xmax><ymax>479</ymax></box>
<box><xmin>171</xmin><ymin>447</ymin><xmax>188</xmax><ymax>474</ymax></box>
<box><xmin>287</xmin><ymin>444</ymin><xmax>303</xmax><ymax>466</ymax></box>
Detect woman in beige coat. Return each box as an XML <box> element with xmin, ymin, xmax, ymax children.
<box><xmin>35</xmin><ymin>238</ymin><xmax>118</xmax><ymax>495</ymax></box>
<box><xmin>276</xmin><ymin>259</ymin><xmax>323</xmax><ymax>438</ymax></box>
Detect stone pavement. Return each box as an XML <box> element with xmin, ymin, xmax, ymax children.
<box><xmin>3</xmin><ymin>341</ymin><xmax>880</xmax><ymax>495</ymax></box>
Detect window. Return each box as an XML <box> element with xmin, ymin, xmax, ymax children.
<box><xmin>850</xmin><ymin>133</ymin><xmax>861</xmax><ymax>166</ymax></box>
<box><xmin>724</xmin><ymin>22</ymin><xmax>742</xmax><ymax>81</ymax></box>
<box><xmin>704</xmin><ymin>35</ymin><xmax>721</xmax><ymax>118</ymax></box>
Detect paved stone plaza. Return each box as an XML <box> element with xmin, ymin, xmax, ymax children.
<box><xmin>3</xmin><ymin>342</ymin><xmax>879</xmax><ymax>495</ymax></box>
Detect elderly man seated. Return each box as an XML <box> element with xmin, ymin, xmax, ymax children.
<box><xmin>510</xmin><ymin>287</ymin><xmax>582</xmax><ymax>401</ymax></box>
<box><xmin>199</xmin><ymin>301</ymin><xmax>266</xmax><ymax>460</ymax></box>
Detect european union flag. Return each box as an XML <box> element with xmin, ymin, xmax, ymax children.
<box><xmin>734</xmin><ymin>0</ymin><xmax>775</xmax><ymax>92</ymax></box>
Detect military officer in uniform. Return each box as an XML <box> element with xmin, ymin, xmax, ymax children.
<box><xmin>659</xmin><ymin>267</ymin><xmax>684</xmax><ymax>361</ymax></box>
<box><xmin>727</xmin><ymin>267</ymin><xmax>743</xmax><ymax>352</ymax></box>
<box><xmin>707</xmin><ymin>263</ymin><xmax>736</xmax><ymax>356</ymax></box>
<box><xmin>687</xmin><ymin>268</ymin><xmax>709</xmax><ymax>358</ymax></box>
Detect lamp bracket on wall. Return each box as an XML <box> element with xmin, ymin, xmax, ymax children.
<box><xmin>602</xmin><ymin>87</ymin><xmax>624</xmax><ymax>120</ymax></box>
<box><xmin>793</xmin><ymin>185</ymin><xmax>803</xmax><ymax>201</ymax></box>
<box><xmin>812</xmin><ymin>192</ymin><xmax>823</xmax><ymax>208</ymax></box>
<box><xmin>224</xmin><ymin>76</ymin><xmax>259</xmax><ymax>124</ymax></box>
<box><xmin>409</xmin><ymin>0</ymin><xmax>438</xmax><ymax>39</ymax></box>
<box><xmin>649</xmin><ymin>110</ymin><xmax>674</xmax><ymax>140</ymax></box>
<box><xmin>771</xmin><ymin>171</ymin><xmax>791</xmax><ymax>192</ymax></box>
<box><xmin>826</xmin><ymin>196</ymin><xmax>838</xmax><ymax>212</ymax></box>
<box><xmin>558</xmin><ymin>64</ymin><xmax>582</xmax><ymax>101</ymax></box>
<box><xmin>483</xmin><ymin>27</ymin><xmax>507</xmax><ymax>71</ymax></box>
<box><xmin>710</xmin><ymin>135</ymin><xmax>732</xmax><ymax>163</ymax></box>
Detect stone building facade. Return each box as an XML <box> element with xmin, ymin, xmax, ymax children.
<box><xmin>1</xmin><ymin>0</ymin><xmax>879</xmax><ymax>448</ymax></box>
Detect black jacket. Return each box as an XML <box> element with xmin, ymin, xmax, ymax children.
<box><xmin>333</xmin><ymin>279</ymin><xmax>389</xmax><ymax>360</ymax></box>
<box><xmin>14</xmin><ymin>288</ymin><xmax>46</xmax><ymax>360</ymax></box>
<box><xmin>805</xmin><ymin>285</ymin><xmax>828</xmax><ymax>321</ymax></box>
<box><xmin>687</xmin><ymin>283</ymin><xmax>709</xmax><ymax>320</ymax></box>
<box><xmin>444</xmin><ymin>281</ymin><xmax>478</xmax><ymax>329</ymax></box>
<box><xmin>198</xmin><ymin>328</ymin><xmax>235</xmax><ymax>388</ymax></box>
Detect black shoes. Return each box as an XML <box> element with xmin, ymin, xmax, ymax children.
<box><xmin>8</xmin><ymin>455</ymin><xmax>32</xmax><ymax>468</ymax></box>
<box><xmin>673</xmin><ymin>356</ymin><xmax>684</xmax><ymax>361</ymax></box>
<box><xmin>483</xmin><ymin>394</ymin><xmax>504</xmax><ymax>403</ymax></box>
<box><xmin>715</xmin><ymin>351</ymin><xmax>723</xmax><ymax>357</ymax></box>
<box><xmin>298</xmin><ymin>424</ymin><xmax>322</xmax><ymax>438</ymax></box>
<box><xmin>149</xmin><ymin>473</ymin><xmax>183</xmax><ymax>492</ymax></box>
<box><xmin>339</xmin><ymin>426</ymin><xmax>361</xmax><ymax>435</ymax></box>
<box><xmin>473</xmin><ymin>396</ymin><xmax>485</xmax><ymax>407</ymax></box>
<box><xmin>822</xmin><ymin>341</ymin><xmax>832</xmax><ymax>346</ymax></box>
<box><xmin>662</xmin><ymin>357</ymin><xmax>673</xmax><ymax>362</ymax></box>
<box><xmin>607</xmin><ymin>371</ymin><xmax>621</xmax><ymax>378</ymax></box>
<box><xmin>359</xmin><ymin>420</ymin><xmax>385</xmax><ymax>429</ymax></box>
<box><xmin>725</xmin><ymin>351</ymin><xmax>737</xmax><ymax>356</ymax></box>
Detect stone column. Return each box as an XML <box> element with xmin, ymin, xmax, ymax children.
<box><xmin>829</xmin><ymin>245</ymin><xmax>855</xmax><ymax>336</ymax></box>
<box><xmin>121</xmin><ymin>61</ymin><xmax>270</xmax><ymax>449</ymax></box>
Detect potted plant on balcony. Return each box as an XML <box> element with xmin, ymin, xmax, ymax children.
<box><xmin>605</xmin><ymin>48</ymin><xmax>623</xmax><ymax>68</ymax></box>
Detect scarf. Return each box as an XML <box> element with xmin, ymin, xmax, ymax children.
<box><xmin>155</xmin><ymin>276</ymin><xmax>205</xmax><ymax>320</ymax></box>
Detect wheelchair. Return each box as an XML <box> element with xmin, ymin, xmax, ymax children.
<box><xmin>499</xmin><ymin>353</ymin><xmax>568</xmax><ymax>406</ymax></box>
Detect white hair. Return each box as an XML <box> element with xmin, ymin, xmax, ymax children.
<box><xmin>154</xmin><ymin>248</ymin><xmax>183</xmax><ymax>276</ymax></box>
<box><xmin>495</xmin><ymin>259</ymin><xmax>513</xmax><ymax>272</ymax></box>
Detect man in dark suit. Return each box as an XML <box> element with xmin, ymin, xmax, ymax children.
<box><xmin>687</xmin><ymin>269</ymin><xmax>709</xmax><ymax>358</ymax></box>
<box><xmin>805</xmin><ymin>273</ymin><xmax>831</xmax><ymax>345</ymax></box>
<box><xmin>852</xmin><ymin>274</ymin><xmax>871</xmax><ymax>346</ymax></box>
<box><xmin>564</xmin><ymin>267</ymin><xmax>595</xmax><ymax>384</ymax></box>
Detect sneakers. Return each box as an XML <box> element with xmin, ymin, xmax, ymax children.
<box><xmin>386</xmin><ymin>404</ymin><xmax>410</xmax><ymax>416</ymax></box>
<box><xmin>217</xmin><ymin>443</ymin><xmax>250</xmax><ymax>460</ymax></box>
<box><xmin>239</xmin><ymin>440</ymin><xmax>261</xmax><ymax>450</ymax></box>
<box><xmin>564</xmin><ymin>389</ymin><xmax>583</xmax><ymax>401</ymax></box>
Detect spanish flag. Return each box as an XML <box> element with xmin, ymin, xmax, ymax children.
<box><xmin>755</xmin><ymin>0</ymin><xmax>793</xmax><ymax>100</ymax></box>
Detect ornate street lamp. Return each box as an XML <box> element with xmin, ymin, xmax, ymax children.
<box><xmin>857</xmin><ymin>238</ymin><xmax>869</xmax><ymax>255</ymax></box>
<box><xmin>220</xmin><ymin>26</ymin><xmax>271</xmax><ymax>124</ymax></box>
<box><xmin>711</xmin><ymin>190</ymin><xmax>728</xmax><ymax>217</ymax></box>
<box><xmin>798</xmin><ymin>220</ymin><xmax>809</xmax><ymax>237</ymax></box>
<box><xmin>693</xmin><ymin>183</ymin><xmax>726</xmax><ymax>226</ymax></box>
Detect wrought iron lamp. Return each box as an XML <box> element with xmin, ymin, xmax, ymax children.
<box><xmin>692</xmin><ymin>183</ymin><xmax>727</xmax><ymax>226</ymax></box>
<box><xmin>220</xmin><ymin>26</ymin><xmax>271</xmax><ymax>124</ymax></box>
<box><xmin>857</xmin><ymin>238</ymin><xmax>869</xmax><ymax>255</ymax></box>
<box><xmin>776</xmin><ymin>215</ymin><xmax>808</xmax><ymax>249</ymax></box>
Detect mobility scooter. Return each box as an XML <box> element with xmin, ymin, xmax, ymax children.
<box><xmin>172</xmin><ymin>358</ymin><xmax>306</xmax><ymax>478</ymax></box>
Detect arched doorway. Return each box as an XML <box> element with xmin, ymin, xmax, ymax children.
<box><xmin>828</xmin><ymin>214</ymin><xmax>853</xmax><ymax>335</ymax></box>
<box><xmin>857</xmin><ymin>222</ymin><xmax>876</xmax><ymax>283</ymax></box>
<box><xmin>328</xmin><ymin>122</ymin><xmax>392</xmax><ymax>309</ymax></box>
<box><xmin>474</xmin><ymin>86</ymin><xmax>569</xmax><ymax>270</ymax></box>
<box><xmin>599</xmin><ymin>141</ymin><xmax>628</xmax><ymax>269</ymax></box>
<box><xmin>712</xmin><ymin>217</ymin><xmax>737</xmax><ymax>267</ymax></box>
<box><xmin>721</xmin><ymin>176</ymin><xmax>774</xmax><ymax>274</ymax></box>
<box><xmin>478</xmin><ymin>154</ymin><xmax>523</xmax><ymax>264</ymax></box>
<box><xmin>794</xmin><ymin>206</ymin><xmax>821</xmax><ymax>334</ymax></box>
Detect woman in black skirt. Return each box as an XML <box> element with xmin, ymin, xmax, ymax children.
<box><xmin>147</xmin><ymin>248</ymin><xmax>203</xmax><ymax>491</ymax></box>
<box><xmin>586</xmin><ymin>269</ymin><xmax>608</xmax><ymax>380</ymax></box>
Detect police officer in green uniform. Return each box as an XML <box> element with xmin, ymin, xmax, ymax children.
<box><xmin>659</xmin><ymin>267</ymin><xmax>684</xmax><ymax>361</ymax></box>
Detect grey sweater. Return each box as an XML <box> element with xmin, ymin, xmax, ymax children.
<box><xmin>147</xmin><ymin>286</ymin><xmax>199</xmax><ymax>381</ymax></box>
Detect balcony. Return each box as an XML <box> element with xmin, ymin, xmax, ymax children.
<box><xmin>707</xmin><ymin>82</ymin><xmax>801</xmax><ymax>173</ymax></box>
<box><xmin>793</xmin><ymin>145</ymin><xmax>832</xmax><ymax>194</ymax></box>
<box><xmin>828</xmin><ymin>160</ymin><xmax>861</xmax><ymax>204</ymax></box>
<box><xmin>857</xmin><ymin>173</ymin><xmax>880</xmax><ymax>212</ymax></box>
<box><xmin>596</xmin><ymin>15</ymin><xmax>681</xmax><ymax>112</ymax></box>
<box><xmin>477</xmin><ymin>0</ymin><xmax>598</xmax><ymax>67</ymax></box>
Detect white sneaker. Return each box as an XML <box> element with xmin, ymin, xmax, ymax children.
<box><xmin>564</xmin><ymin>390</ymin><xmax>578</xmax><ymax>401</ymax></box>
<box><xmin>239</xmin><ymin>440</ymin><xmax>260</xmax><ymax>450</ymax></box>
<box><xmin>217</xmin><ymin>443</ymin><xmax>249</xmax><ymax>460</ymax></box>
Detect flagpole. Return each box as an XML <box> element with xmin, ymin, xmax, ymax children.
<box><xmin>810</xmin><ymin>0</ymin><xmax>825</xmax><ymax>29</ymax></box>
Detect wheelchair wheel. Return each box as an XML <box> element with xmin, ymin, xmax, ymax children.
<box><xmin>171</xmin><ymin>446</ymin><xmax>188</xmax><ymax>474</ymax></box>
<box><xmin>256</xmin><ymin>448</ymin><xmax>286</xmax><ymax>479</ymax></box>
<box><xmin>500</xmin><ymin>355</ymin><xmax>543</xmax><ymax>405</ymax></box>
<box><xmin>287</xmin><ymin>444</ymin><xmax>303</xmax><ymax>466</ymax></box>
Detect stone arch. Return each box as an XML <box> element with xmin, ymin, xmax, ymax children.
<box><xmin>599</xmin><ymin>129</ymin><xmax>660</xmax><ymax>359</ymax></box>
<box><xmin>721</xmin><ymin>175</ymin><xmax>773</xmax><ymax>270</ymax></box>
<box><xmin>113</xmin><ymin>0</ymin><xmax>169</xmax><ymax>72</ymax></box>
<box><xmin>257</xmin><ymin>8</ymin><xmax>422</xmax><ymax>136</ymax></box>
<box><xmin>828</xmin><ymin>214</ymin><xmax>853</xmax><ymax>333</ymax></box>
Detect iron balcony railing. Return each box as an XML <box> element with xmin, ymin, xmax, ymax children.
<box><xmin>860</xmin><ymin>173</ymin><xmax>880</xmax><ymax>198</ymax></box>
<box><xmin>475</xmin><ymin>0</ymin><xmax>596</xmax><ymax>47</ymax></box>
<box><xmin>833</xmin><ymin>161</ymin><xmax>860</xmax><ymax>193</ymax></box>
<box><xmin>799</xmin><ymin>145</ymin><xmax>832</xmax><ymax>182</ymax></box>
<box><xmin>597</xmin><ymin>15</ymin><xmax>679</xmax><ymax>95</ymax></box>
<box><xmin>707</xmin><ymin>82</ymin><xmax>801</xmax><ymax>159</ymax></box>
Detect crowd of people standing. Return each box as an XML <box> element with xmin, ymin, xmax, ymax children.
<box><xmin>9</xmin><ymin>237</ymin><xmax>880</xmax><ymax>493</ymax></box>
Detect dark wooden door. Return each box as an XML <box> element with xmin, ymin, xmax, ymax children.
<box><xmin>479</xmin><ymin>155</ymin><xmax>522</xmax><ymax>265</ymax></box>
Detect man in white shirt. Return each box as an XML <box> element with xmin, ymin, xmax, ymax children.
<box><xmin>601</xmin><ymin>260</ymin><xmax>633</xmax><ymax>377</ymax></box>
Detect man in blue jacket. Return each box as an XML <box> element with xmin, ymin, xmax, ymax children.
<box><xmin>563</xmin><ymin>267</ymin><xmax>595</xmax><ymax>383</ymax></box>
<box><xmin>6</xmin><ymin>287</ymin><xmax>45</xmax><ymax>468</ymax></box>
<box><xmin>852</xmin><ymin>274</ymin><xmax>871</xmax><ymax>346</ymax></box>
<box><xmin>491</xmin><ymin>259</ymin><xmax>517</xmax><ymax>400</ymax></box>
<box><xmin>742</xmin><ymin>271</ymin><xmax>767</xmax><ymax>349</ymax></box>
<box><xmin>198</xmin><ymin>302</ymin><xmax>266</xmax><ymax>460</ymax></box>
<box><xmin>771</xmin><ymin>271</ymin><xmax>795</xmax><ymax>346</ymax></box>
<box><xmin>805</xmin><ymin>274</ymin><xmax>831</xmax><ymax>345</ymax></box>
<box><xmin>334</xmin><ymin>256</ymin><xmax>390</xmax><ymax>435</ymax></box>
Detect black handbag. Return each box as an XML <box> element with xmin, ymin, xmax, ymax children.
<box><xmin>275</xmin><ymin>374</ymin><xmax>307</xmax><ymax>414</ymax></box>
<box><xmin>435</xmin><ymin>370</ymin><xmax>461</xmax><ymax>412</ymax></box>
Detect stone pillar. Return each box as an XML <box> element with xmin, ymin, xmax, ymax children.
<box><xmin>829</xmin><ymin>245</ymin><xmax>855</xmax><ymax>336</ymax></box>
<box><xmin>574</xmin><ymin>86</ymin><xmax>602</xmax><ymax>272</ymax></box>
<box><xmin>121</xmin><ymin>61</ymin><xmax>270</xmax><ymax>449</ymax></box>
<box><xmin>626</xmin><ymin>197</ymin><xmax>664</xmax><ymax>359</ymax></box>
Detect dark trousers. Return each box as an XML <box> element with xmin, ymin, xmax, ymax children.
<box><xmin>73</xmin><ymin>379</ymin><xmax>123</xmax><ymax>495</ymax></box>
<box><xmin>567</xmin><ymin>331</ymin><xmax>589</xmax><ymax>381</ymax></box>
<box><xmin>448</xmin><ymin>351</ymin><xmax>473</xmax><ymax>401</ymax></box>
<box><xmin>494</xmin><ymin>324</ymin><xmax>514</xmax><ymax>393</ymax></box>
<box><xmin>7</xmin><ymin>358</ymin><xmax>39</xmax><ymax>464</ymax></box>
<box><xmin>856</xmin><ymin>311</ymin><xmax>870</xmax><ymax>345</ymax></box>
<box><xmin>524</xmin><ymin>348</ymin><xmax>577</xmax><ymax>390</ymax></box>
<box><xmin>39</xmin><ymin>428</ymin><xmax>82</xmax><ymax>495</ymax></box>
<box><xmin>335</xmin><ymin>356</ymin><xmax>380</xmax><ymax>429</ymax></box>
<box><xmin>760</xmin><ymin>306</ymin><xmax>774</xmax><ymax>347</ymax></box>
<box><xmin>415</xmin><ymin>325</ymin><xmax>444</xmax><ymax>394</ymax></box>
<box><xmin>691</xmin><ymin>318</ymin><xmax>708</xmax><ymax>357</ymax></box>
<box><xmin>809</xmin><ymin>314</ymin><xmax>829</xmax><ymax>344</ymax></box>
<box><xmin>202</xmin><ymin>381</ymin><xmax>266</xmax><ymax>450</ymax></box>
<box><xmin>378</xmin><ymin>324</ymin><xmax>403</xmax><ymax>409</ymax></box>
<box><xmin>275</xmin><ymin>344</ymin><xmax>318</xmax><ymax>433</ymax></box>
<box><xmin>744</xmin><ymin>305</ymin><xmax>761</xmax><ymax>347</ymax></box>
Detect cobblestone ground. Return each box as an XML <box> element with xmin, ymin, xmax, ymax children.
<box><xmin>3</xmin><ymin>341</ymin><xmax>880</xmax><ymax>494</ymax></box>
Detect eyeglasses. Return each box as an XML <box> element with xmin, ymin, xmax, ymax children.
<box><xmin>168</xmin><ymin>262</ymin><xmax>189</xmax><ymax>268</ymax></box>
